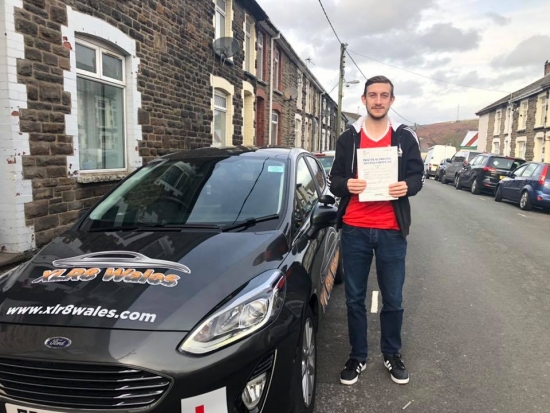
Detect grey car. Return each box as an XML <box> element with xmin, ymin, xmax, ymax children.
<box><xmin>441</xmin><ymin>150</ymin><xmax>481</xmax><ymax>185</ymax></box>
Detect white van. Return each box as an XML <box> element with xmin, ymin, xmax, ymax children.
<box><xmin>424</xmin><ymin>145</ymin><xmax>457</xmax><ymax>178</ymax></box>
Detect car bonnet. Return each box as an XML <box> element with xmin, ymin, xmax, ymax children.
<box><xmin>0</xmin><ymin>230</ymin><xmax>289</xmax><ymax>332</ymax></box>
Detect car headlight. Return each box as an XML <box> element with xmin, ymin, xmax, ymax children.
<box><xmin>179</xmin><ymin>270</ymin><xmax>286</xmax><ymax>355</ymax></box>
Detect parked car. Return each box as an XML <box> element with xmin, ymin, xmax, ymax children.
<box><xmin>455</xmin><ymin>154</ymin><xmax>525</xmax><ymax>194</ymax></box>
<box><xmin>424</xmin><ymin>145</ymin><xmax>456</xmax><ymax>179</ymax></box>
<box><xmin>441</xmin><ymin>150</ymin><xmax>481</xmax><ymax>185</ymax></box>
<box><xmin>314</xmin><ymin>150</ymin><xmax>335</xmax><ymax>175</ymax></box>
<box><xmin>495</xmin><ymin>161</ymin><xmax>550</xmax><ymax>211</ymax></box>
<box><xmin>435</xmin><ymin>158</ymin><xmax>451</xmax><ymax>181</ymax></box>
<box><xmin>0</xmin><ymin>146</ymin><xmax>343</xmax><ymax>413</ymax></box>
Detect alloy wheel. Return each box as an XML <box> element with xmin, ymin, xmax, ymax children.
<box><xmin>301</xmin><ymin>318</ymin><xmax>316</xmax><ymax>407</ymax></box>
<box><xmin>520</xmin><ymin>192</ymin><xmax>528</xmax><ymax>209</ymax></box>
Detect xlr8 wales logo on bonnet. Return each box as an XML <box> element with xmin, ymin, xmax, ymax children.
<box><xmin>32</xmin><ymin>251</ymin><xmax>191</xmax><ymax>288</ymax></box>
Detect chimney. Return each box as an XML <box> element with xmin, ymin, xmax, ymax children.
<box><xmin>546</xmin><ymin>60</ymin><xmax>550</xmax><ymax>76</ymax></box>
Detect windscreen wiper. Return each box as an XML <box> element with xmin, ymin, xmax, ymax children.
<box><xmin>222</xmin><ymin>214</ymin><xmax>280</xmax><ymax>232</ymax></box>
<box><xmin>136</xmin><ymin>223</ymin><xmax>222</xmax><ymax>231</ymax></box>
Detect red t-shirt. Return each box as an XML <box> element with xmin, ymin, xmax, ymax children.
<box><xmin>343</xmin><ymin>124</ymin><xmax>400</xmax><ymax>230</ymax></box>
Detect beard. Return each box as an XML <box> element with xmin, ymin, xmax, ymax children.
<box><xmin>367</xmin><ymin>106</ymin><xmax>389</xmax><ymax>120</ymax></box>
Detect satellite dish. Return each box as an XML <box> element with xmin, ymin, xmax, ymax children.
<box><xmin>283</xmin><ymin>86</ymin><xmax>298</xmax><ymax>100</ymax></box>
<box><xmin>212</xmin><ymin>37</ymin><xmax>241</xmax><ymax>64</ymax></box>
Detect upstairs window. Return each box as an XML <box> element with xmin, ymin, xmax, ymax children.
<box><xmin>518</xmin><ymin>100</ymin><xmax>528</xmax><ymax>131</ymax></box>
<box><xmin>76</xmin><ymin>39</ymin><xmax>126</xmax><ymax>171</ymax></box>
<box><xmin>244</xmin><ymin>15</ymin><xmax>252</xmax><ymax>72</ymax></box>
<box><xmin>273</xmin><ymin>49</ymin><xmax>280</xmax><ymax>90</ymax></box>
<box><xmin>494</xmin><ymin>109</ymin><xmax>502</xmax><ymax>135</ymax></box>
<box><xmin>214</xmin><ymin>0</ymin><xmax>232</xmax><ymax>39</ymax></box>
<box><xmin>257</xmin><ymin>32</ymin><xmax>264</xmax><ymax>80</ymax></box>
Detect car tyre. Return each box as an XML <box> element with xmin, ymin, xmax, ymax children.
<box><xmin>519</xmin><ymin>191</ymin><xmax>533</xmax><ymax>211</ymax></box>
<box><xmin>455</xmin><ymin>175</ymin><xmax>463</xmax><ymax>190</ymax></box>
<box><xmin>441</xmin><ymin>174</ymin><xmax>447</xmax><ymax>184</ymax></box>
<box><xmin>495</xmin><ymin>185</ymin><xmax>503</xmax><ymax>202</ymax></box>
<box><xmin>471</xmin><ymin>179</ymin><xmax>481</xmax><ymax>195</ymax></box>
<box><xmin>291</xmin><ymin>306</ymin><xmax>317</xmax><ymax>413</ymax></box>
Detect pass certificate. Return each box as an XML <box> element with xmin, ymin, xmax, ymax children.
<box><xmin>357</xmin><ymin>146</ymin><xmax>398</xmax><ymax>202</ymax></box>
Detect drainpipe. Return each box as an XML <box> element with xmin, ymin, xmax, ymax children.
<box><xmin>268</xmin><ymin>32</ymin><xmax>281</xmax><ymax>145</ymax></box>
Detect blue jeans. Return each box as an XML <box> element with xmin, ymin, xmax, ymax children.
<box><xmin>341</xmin><ymin>224</ymin><xmax>407</xmax><ymax>362</ymax></box>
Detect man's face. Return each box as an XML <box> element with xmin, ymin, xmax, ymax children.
<box><xmin>362</xmin><ymin>83</ymin><xmax>395</xmax><ymax>120</ymax></box>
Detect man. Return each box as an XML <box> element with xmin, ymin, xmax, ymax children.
<box><xmin>329</xmin><ymin>75</ymin><xmax>423</xmax><ymax>386</ymax></box>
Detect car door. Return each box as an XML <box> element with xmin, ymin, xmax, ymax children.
<box><xmin>445</xmin><ymin>153</ymin><xmax>464</xmax><ymax>180</ymax></box>
<box><xmin>304</xmin><ymin>156</ymin><xmax>339</xmax><ymax>312</ymax></box>
<box><xmin>506</xmin><ymin>164</ymin><xmax>529</xmax><ymax>202</ymax></box>
<box><xmin>461</xmin><ymin>155</ymin><xmax>482</xmax><ymax>187</ymax></box>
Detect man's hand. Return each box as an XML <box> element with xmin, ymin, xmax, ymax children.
<box><xmin>347</xmin><ymin>179</ymin><xmax>367</xmax><ymax>194</ymax></box>
<box><xmin>389</xmin><ymin>181</ymin><xmax>408</xmax><ymax>198</ymax></box>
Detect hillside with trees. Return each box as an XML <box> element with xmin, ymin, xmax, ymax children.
<box><xmin>414</xmin><ymin>119</ymin><xmax>479</xmax><ymax>152</ymax></box>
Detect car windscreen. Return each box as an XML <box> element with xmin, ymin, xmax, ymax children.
<box><xmin>316</xmin><ymin>156</ymin><xmax>334</xmax><ymax>173</ymax></box>
<box><xmin>86</xmin><ymin>156</ymin><xmax>287</xmax><ymax>230</ymax></box>
<box><xmin>489</xmin><ymin>158</ymin><xmax>524</xmax><ymax>170</ymax></box>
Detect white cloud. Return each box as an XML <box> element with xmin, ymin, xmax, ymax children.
<box><xmin>257</xmin><ymin>0</ymin><xmax>550</xmax><ymax>124</ymax></box>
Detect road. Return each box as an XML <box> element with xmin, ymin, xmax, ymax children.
<box><xmin>314</xmin><ymin>179</ymin><xmax>550</xmax><ymax>413</ymax></box>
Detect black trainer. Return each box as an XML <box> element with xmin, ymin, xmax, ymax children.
<box><xmin>340</xmin><ymin>358</ymin><xmax>366</xmax><ymax>385</ymax></box>
<box><xmin>383</xmin><ymin>353</ymin><xmax>409</xmax><ymax>384</ymax></box>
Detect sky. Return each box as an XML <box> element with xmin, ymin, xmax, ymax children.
<box><xmin>257</xmin><ymin>0</ymin><xmax>550</xmax><ymax>125</ymax></box>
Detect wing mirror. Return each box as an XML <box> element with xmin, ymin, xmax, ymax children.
<box><xmin>307</xmin><ymin>198</ymin><xmax>337</xmax><ymax>239</ymax></box>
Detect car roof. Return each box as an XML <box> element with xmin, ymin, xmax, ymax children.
<box><xmin>161</xmin><ymin>145</ymin><xmax>308</xmax><ymax>161</ymax></box>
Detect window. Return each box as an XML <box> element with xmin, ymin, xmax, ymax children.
<box><xmin>321</xmin><ymin>129</ymin><xmax>326</xmax><ymax>151</ymax></box>
<box><xmin>294</xmin><ymin>157</ymin><xmax>319</xmax><ymax>231</ymax></box>
<box><xmin>504</xmin><ymin>106</ymin><xmax>512</xmax><ymax>134</ymax></box>
<box><xmin>213</xmin><ymin>90</ymin><xmax>228</xmax><ymax>147</ymax></box>
<box><xmin>297</xmin><ymin>69</ymin><xmax>303</xmax><ymax>110</ymax></box>
<box><xmin>535</xmin><ymin>94</ymin><xmax>548</xmax><ymax>128</ymax></box>
<box><xmin>295</xmin><ymin>117</ymin><xmax>302</xmax><ymax>148</ymax></box>
<box><xmin>76</xmin><ymin>40</ymin><xmax>125</xmax><ymax>171</ymax></box>
<box><xmin>492</xmin><ymin>140</ymin><xmax>500</xmax><ymax>154</ymax></box>
<box><xmin>494</xmin><ymin>109</ymin><xmax>502</xmax><ymax>135</ymax></box>
<box><xmin>214</xmin><ymin>0</ymin><xmax>227</xmax><ymax>39</ymax></box>
<box><xmin>244</xmin><ymin>16</ymin><xmax>252</xmax><ymax>72</ymax></box>
<box><xmin>518</xmin><ymin>100</ymin><xmax>528</xmax><ymax>130</ymax></box>
<box><xmin>305</xmin><ymin>80</ymin><xmax>309</xmax><ymax>113</ymax></box>
<box><xmin>516</xmin><ymin>138</ymin><xmax>527</xmax><ymax>159</ymax></box>
<box><xmin>257</xmin><ymin>32</ymin><xmax>264</xmax><ymax>80</ymax></box>
<box><xmin>512</xmin><ymin>164</ymin><xmax>528</xmax><ymax>177</ymax></box>
<box><xmin>522</xmin><ymin>163</ymin><xmax>539</xmax><ymax>177</ymax></box>
<box><xmin>273</xmin><ymin>49</ymin><xmax>280</xmax><ymax>90</ymax></box>
<box><xmin>271</xmin><ymin>112</ymin><xmax>279</xmax><ymax>145</ymax></box>
<box><xmin>305</xmin><ymin>156</ymin><xmax>326</xmax><ymax>192</ymax></box>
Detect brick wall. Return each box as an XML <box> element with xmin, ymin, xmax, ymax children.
<box><xmin>6</xmin><ymin>0</ymin><xmax>249</xmax><ymax>250</ymax></box>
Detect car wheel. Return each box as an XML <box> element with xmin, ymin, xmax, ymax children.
<box><xmin>455</xmin><ymin>175</ymin><xmax>463</xmax><ymax>190</ymax></box>
<box><xmin>291</xmin><ymin>306</ymin><xmax>317</xmax><ymax>413</ymax></box>
<box><xmin>334</xmin><ymin>250</ymin><xmax>344</xmax><ymax>285</ymax></box>
<box><xmin>519</xmin><ymin>191</ymin><xmax>533</xmax><ymax>211</ymax></box>
<box><xmin>495</xmin><ymin>185</ymin><xmax>503</xmax><ymax>202</ymax></box>
<box><xmin>441</xmin><ymin>174</ymin><xmax>447</xmax><ymax>184</ymax></box>
<box><xmin>471</xmin><ymin>179</ymin><xmax>481</xmax><ymax>195</ymax></box>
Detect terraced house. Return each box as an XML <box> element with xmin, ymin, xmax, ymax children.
<box><xmin>476</xmin><ymin>61</ymin><xmax>550</xmax><ymax>161</ymax></box>
<box><xmin>0</xmin><ymin>0</ymin><xmax>339</xmax><ymax>255</ymax></box>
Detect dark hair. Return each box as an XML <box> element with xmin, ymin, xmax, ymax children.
<box><xmin>363</xmin><ymin>75</ymin><xmax>394</xmax><ymax>97</ymax></box>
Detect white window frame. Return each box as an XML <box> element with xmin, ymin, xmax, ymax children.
<box><xmin>305</xmin><ymin>80</ymin><xmax>310</xmax><ymax>114</ymax></box>
<box><xmin>213</xmin><ymin>89</ymin><xmax>229</xmax><ymax>147</ymax></box>
<box><xmin>257</xmin><ymin>32</ymin><xmax>264</xmax><ymax>81</ymax></box>
<box><xmin>295</xmin><ymin>114</ymin><xmax>302</xmax><ymax>148</ymax></box>
<box><xmin>243</xmin><ymin>15</ymin><xmax>255</xmax><ymax>73</ymax></box>
<box><xmin>273</xmin><ymin>49</ymin><xmax>280</xmax><ymax>91</ymax></box>
<box><xmin>535</xmin><ymin>93</ymin><xmax>548</xmax><ymax>128</ymax></box>
<box><xmin>75</xmin><ymin>38</ymin><xmax>127</xmax><ymax>173</ymax></box>
<box><xmin>494</xmin><ymin>109</ymin><xmax>502</xmax><ymax>135</ymax></box>
<box><xmin>271</xmin><ymin>111</ymin><xmax>279</xmax><ymax>145</ymax></box>
<box><xmin>214</xmin><ymin>0</ymin><xmax>227</xmax><ymax>40</ymax></box>
<box><xmin>491</xmin><ymin>138</ymin><xmax>500</xmax><ymax>154</ymax></box>
<box><xmin>518</xmin><ymin>100</ymin><xmax>528</xmax><ymax>131</ymax></box>
<box><xmin>515</xmin><ymin>136</ymin><xmax>527</xmax><ymax>159</ymax></box>
<box><xmin>504</xmin><ymin>105</ymin><xmax>512</xmax><ymax>134</ymax></box>
<box><xmin>296</xmin><ymin>69</ymin><xmax>303</xmax><ymax>110</ymax></box>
